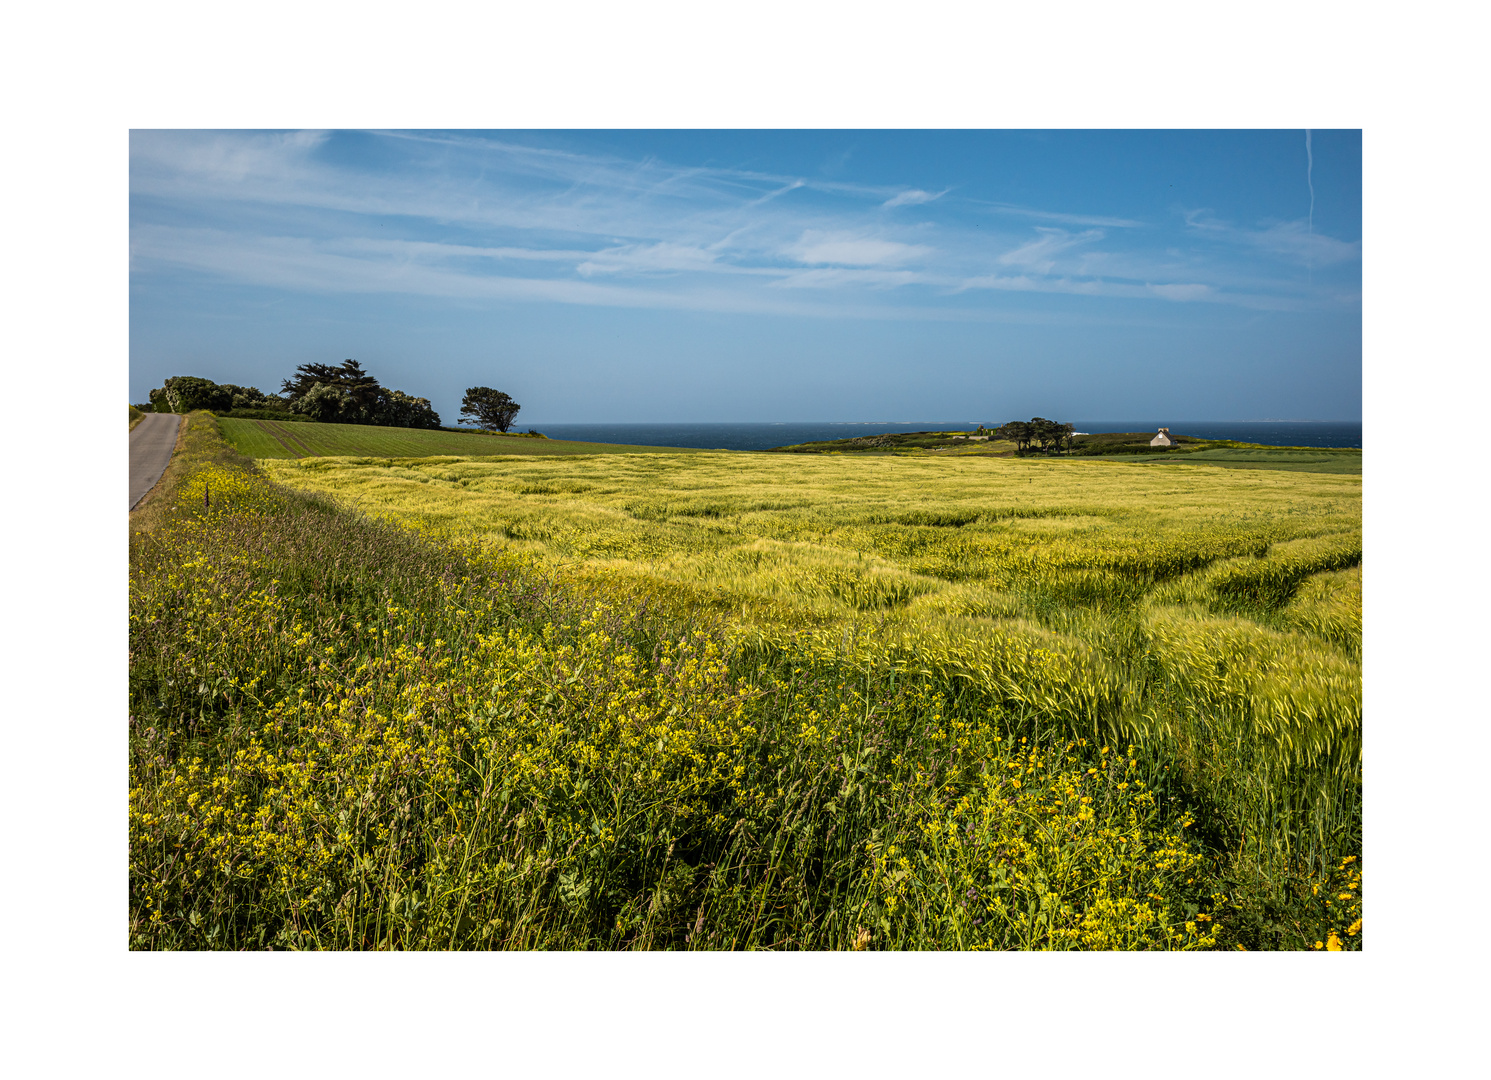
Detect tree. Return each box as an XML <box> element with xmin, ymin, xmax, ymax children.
<box><xmin>995</xmin><ymin>418</ymin><xmax>1076</xmax><ymax>455</ymax></box>
<box><xmin>995</xmin><ymin>420</ymin><xmax>1033</xmax><ymax>453</ymax></box>
<box><xmin>149</xmin><ymin>376</ymin><xmax>233</xmax><ymax>414</ymax></box>
<box><xmin>289</xmin><ymin>383</ymin><xmax>356</xmax><ymax>422</ymax></box>
<box><xmin>219</xmin><ymin>384</ymin><xmax>282</xmax><ymax>411</ymax></box>
<box><xmin>374</xmin><ymin>389</ymin><xmax>442</xmax><ymax>430</ymax></box>
<box><xmin>281</xmin><ymin>359</ymin><xmax>383</xmax><ymax>414</ymax></box>
<box><xmin>459</xmin><ymin>387</ymin><xmax>521</xmax><ymax>432</ymax></box>
<box><xmin>277</xmin><ymin>359</ymin><xmax>441</xmax><ymax>428</ymax></box>
<box><xmin>1030</xmin><ymin>417</ymin><xmax>1065</xmax><ymax>453</ymax></box>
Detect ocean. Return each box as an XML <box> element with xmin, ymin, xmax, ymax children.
<box><xmin>526</xmin><ymin>420</ymin><xmax>1363</xmax><ymax>452</ymax></box>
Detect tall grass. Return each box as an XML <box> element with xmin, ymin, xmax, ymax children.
<box><xmin>129</xmin><ymin>417</ymin><xmax>1363</xmax><ymax>949</ymax></box>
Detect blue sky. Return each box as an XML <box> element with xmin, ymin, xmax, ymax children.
<box><xmin>129</xmin><ymin>129</ymin><xmax>1361</xmax><ymax>423</ymax></box>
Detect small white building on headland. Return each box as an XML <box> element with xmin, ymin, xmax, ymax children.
<box><xmin>1150</xmin><ymin>427</ymin><xmax>1174</xmax><ymax>447</ymax></box>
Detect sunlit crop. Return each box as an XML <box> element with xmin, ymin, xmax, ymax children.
<box><xmin>129</xmin><ymin>416</ymin><xmax>1362</xmax><ymax>949</ymax></box>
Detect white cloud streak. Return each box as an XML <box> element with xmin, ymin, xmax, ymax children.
<box><xmin>971</xmin><ymin>201</ymin><xmax>1144</xmax><ymax>228</ymax></box>
<box><xmin>997</xmin><ymin>227</ymin><xmax>1105</xmax><ymax>272</ymax></box>
<box><xmin>1182</xmin><ymin>209</ymin><xmax>1360</xmax><ymax>266</ymax></box>
<box><xmin>882</xmin><ymin>188</ymin><xmax>947</xmax><ymax>209</ymax></box>
<box><xmin>790</xmin><ymin>232</ymin><xmax>934</xmax><ymax>267</ymax></box>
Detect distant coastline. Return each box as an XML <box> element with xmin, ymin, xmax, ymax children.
<box><xmin>526</xmin><ymin>420</ymin><xmax>1363</xmax><ymax>452</ymax></box>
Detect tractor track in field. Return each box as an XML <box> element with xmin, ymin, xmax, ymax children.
<box><xmin>255</xmin><ymin>419</ymin><xmax>315</xmax><ymax>458</ymax></box>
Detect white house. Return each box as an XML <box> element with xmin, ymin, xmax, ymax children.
<box><xmin>1150</xmin><ymin>427</ymin><xmax>1174</xmax><ymax>447</ymax></box>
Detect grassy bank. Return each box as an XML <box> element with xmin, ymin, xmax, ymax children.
<box><xmin>130</xmin><ymin>417</ymin><xmax>1361</xmax><ymax>950</ymax></box>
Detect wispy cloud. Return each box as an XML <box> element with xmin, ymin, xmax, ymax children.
<box><xmin>128</xmin><ymin>224</ymin><xmax>1102</xmax><ymax>324</ymax></box>
<box><xmin>576</xmin><ymin>242</ymin><xmax>720</xmax><ymax>276</ymax></box>
<box><xmin>790</xmin><ymin>231</ymin><xmax>934</xmax><ymax>267</ymax></box>
<box><xmin>1146</xmin><ymin>282</ymin><xmax>1214</xmax><ymax>302</ymax></box>
<box><xmin>132</xmin><ymin>225</ymin><xmax>815</xmax><ymax>316</ymax></box>
<box><xmin>974</xmin><ymin>201</ymin><xmax>1144</xmax><ymax>228</ymax></box>
<box><xmin>959</xmin><ymin>269</ymin><xmax>1290</xmax><ymax>310</ymax></box>
<box><xmin>997</xmin><ymin>228</ymin><xmax>1105</xmax><ymax>273</ymax></box>
<box><xmin>882</xmin><ymin>188</ymin><xmax>947</xmax><ymax>209</ymax></box>
<box><xmin>1182</xmin><ymin>209</ymin><xmax>1361</xmax><ymax>266</ymax></box>
<box><xmin>770</xmin><ymin>267</ymin><xmax>932</xmax><ymax>290</ymax></box>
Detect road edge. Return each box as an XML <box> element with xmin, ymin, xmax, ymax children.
<box><xmin>129</xmin><ymin>414</ymin><xmax>188</xmax><ymax>517</ymax></box>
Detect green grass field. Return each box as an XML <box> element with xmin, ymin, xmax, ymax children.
<box><xmin>129</xmin><ymin>414</ymin><xmax>1362</xmax><ymax>951</ymax></box>
<box><xmin>217</xmin><ymin>417</ymin><xmax>697</xmax><ymax>459</ymax></box>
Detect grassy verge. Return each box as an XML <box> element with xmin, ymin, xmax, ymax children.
<box><xmin>130</xmin><ymin>405</ymin><xmax>145</xmax><ymax>431</ymax></box>
<box><xmin>131</xmin><ymin>417</ymin><xmax>1361</xmax><ymax>950</ymax></box>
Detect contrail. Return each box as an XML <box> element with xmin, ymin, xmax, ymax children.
<box><xmin>1305</xmin><ymin>129</ymin><xmax>1314</xmax><ymax>235</ymax></box>
<box><xmin>1305</xmin><ymin>129</ymin><xmax>1315</xmax><ymax>280</ymax></box>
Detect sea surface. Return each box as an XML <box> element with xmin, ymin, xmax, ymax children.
<box><xmin>528</xmin><ymin>420</ymin><xmax>1363</xmax><ymax>452</ymax></box>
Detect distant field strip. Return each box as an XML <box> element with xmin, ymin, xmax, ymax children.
<box><xmin>1121</xmin><ymin>448</ymin><xmax>1361</xmax><ymax>475</ymax></box>
<box><xmin>218</xmin><ymin>418</ymin><xmax>696</xmax><ymax>459</ymax></box>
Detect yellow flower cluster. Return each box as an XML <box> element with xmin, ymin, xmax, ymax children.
<box><xmin>1308</xmin><ymin>855</ymin><xmax>1363</xmax><ymax>951</ymax></box>
<box><xmin>860</xmin><ymin>721</ymin><xmax>1217</xmax><ymax>950</ymax></box>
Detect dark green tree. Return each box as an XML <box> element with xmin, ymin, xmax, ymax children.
<box><xmin>218</xmin><ymin>384</ymin><xmax>282</xmax><ymax>411</ymax></box>
<box><xmin>278</xmin><ymin>360</ymin><xmax>440</xmax><ymax>428</ymax></box>
<box><xmin>995</xmin><ymin>420</ymin><xmax>1033</xmax><ymax>453</ymax></box>
<box><xmin>997</xmin><ymin>418</ymin><xmax>1075</xmax><ymax>455</ymax></box>
<box><xmin>281</xmin><ymin>359</ymin><xmax>383</xmax><ymax>415</ymax></box>
<box><xmin>149</xmin><ymin>376</ymin><xmax>233</xmax><ymax>414</ymax></box>
<box><xmin>1030</xmin><ymin>417</ymin><xmax>1064</xmax><ymax>453</ymax></box>
<box><xmin>289</xmin><ymin>383</ymin><xmax>356</xmax><ymax>422</ymax></box>
<box><xmin>459</xmin><ymin>387</ymin><xmax>521</xmax><ymax>432</ymax></box>
<box><xmin>374</xmin><ymin>389</ymin><xmax>442</xmax><ymax>430</ymax></box>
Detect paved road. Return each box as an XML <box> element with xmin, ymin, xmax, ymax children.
<box><xmin>130</xmin><ymin>413</ymin><xmax>182</xmax><ymax>510</ymax></box>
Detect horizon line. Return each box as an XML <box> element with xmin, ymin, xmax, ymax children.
<box><xmin>521</xmin><ymin>417</ymin><xmax>1364</xmax><ymax>425</ymax></box>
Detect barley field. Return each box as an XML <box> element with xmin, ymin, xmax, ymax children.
<box><xmin>129</xmin><ymin>416</ymin><xmax>1362</xmax><ymax>950</ymax></box>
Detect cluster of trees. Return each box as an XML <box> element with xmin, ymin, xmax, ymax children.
<box><xmin>148</xmin><ymin>376</ymin><xmax>278</xmax><ymax>415</ymax></box>
<box><xmin>145</xmin><ymin>361</ymin><xmax>441</xmax><ymax>430</ymax></box>
<box><xmin>279</xmin><ymin>360</ymin><xmax>441</xmax><ymax>429</ymax></box>
<box><xmin>995</xmin><ymin>417</ymin><xmax>1077</xmax><ymax>455</ymax></box>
